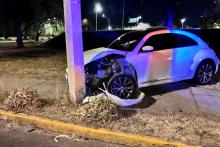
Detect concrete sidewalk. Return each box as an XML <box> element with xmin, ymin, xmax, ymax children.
<box><xmin>191</xmin><ymin>87</ymin><xmax>220</xmax><ymax>116</ymax></box>
<box><xmin>141</xmin><ymin>81</ymin><xmax>220</xmax><ymax>119</ymax></box>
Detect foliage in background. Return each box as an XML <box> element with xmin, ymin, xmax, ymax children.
<box><xmin>0</xmin><ymin>0</ymin><xmax>64</xmax><ymax>46</ymax></box>
<box><xmin>200</xmin><ymin>0</ymin><xmax>220</xmax><ymax>28</ymax></box>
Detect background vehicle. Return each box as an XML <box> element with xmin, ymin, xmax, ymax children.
<box><xmin>84</xmin><ymin>28</ymin><xmax>219</xmax><ymax>99</ymax></box>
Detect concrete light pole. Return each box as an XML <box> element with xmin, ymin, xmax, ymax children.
<box><xmin>63</xmin><ymin>0</ymin><xmax>85</xmax><ymax>104</ymax></box>
<box><xmin>122</xmin><ymin>0</ymin><xmax>125</xmax><ymax>30</ymax></box>
<box><xmin>95</xmin><ymin>3</ymin><xmax>103</xmax><ymax>31</ymax></box>
<box><xmin>102</xmin><ymin>14</ymin><xmax>111</xmax><ymax>30</ymax></box>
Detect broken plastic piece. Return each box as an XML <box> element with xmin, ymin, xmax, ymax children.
<box><xmin>83</xmin><ymin>84</ymin><xmax>145</xmax><ymax>107</ymax></box>
<box><xmin>54</xmin><ymin>134</ymin><xmax>85</xmax><ymax>143</ymax></box>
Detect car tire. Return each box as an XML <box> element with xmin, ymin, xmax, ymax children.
<box><xmin>194</xmin><ymin>60</ymin><xmax>215</xmax><ymax>85</ymax></box>
<box><xmin>107</xmin><ymin>74</ymin><xmax>138</xmax><ymax>99</ymax></box>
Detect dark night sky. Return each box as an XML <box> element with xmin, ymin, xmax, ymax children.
<box><xmin>81</xmin><ymin>0</ymin><xmax>212</xmax><ymax>27</ymax></box>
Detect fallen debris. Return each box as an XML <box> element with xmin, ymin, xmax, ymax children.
<box><xmin>83</xmin><ymin>84</ymin><xmax>145</xmax><ymax>107</ymax></box>
<box><xmin>76</xmin><ymin>84</ymin><xmax>144</xmax><ymax>126</ymax></box>
<box><xmin>3</xmin><ymin>88</ymin><xmax>48</xmax><ymax>113</ymax></box>
<box><xmin>54</xmin><ymin>134</ymin><xmax>85</xmax><ymax>143</ymax></box>
<box><xmin>27</xmin><ymin>128</ymin><xmax>37</xmax><ymax>133</ymax></box>
<box><xmin>55</xmin><ymin>134</ymin><xmax>74</xmax><ymax>143</ymax></box>
<box><xmin>75</xmin><ymin>96</ymin><xmax>121</xmax><ymax>126</ymax></box>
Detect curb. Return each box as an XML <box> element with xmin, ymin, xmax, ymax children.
<box><xmin>0</xmin><ymin>110</ymin><xmax>200</xmax><ymax>147</ymax></box>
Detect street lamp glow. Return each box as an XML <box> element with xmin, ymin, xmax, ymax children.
<box><xmin>108</xmin><ymin>26</ymin><xmax>112</xmax><ymax>30</ymax></box>
<box><xmin>82</xmin><ymin>18</ymin><xmax>88</xmax><ymax>25</ymax></box>
<box><xmin>181</xmin><ymin>18</ymin><xmax>186</xmax><ymax>23</ymax></box>
<box><xmin>138</xmin><ymin>16</ymin><xmax>142</xmax><ymax>20</ymax></box>
<box><xmin>180</xmin><ymin>18</ymin><xmax>186</xmax><ymax>29</ymax></box>
<box><xmin>95</xmin><ymin>3</ymin><xmax>103</xmax><ymax>13</ymax></box>
<box><xmin>102</xmin><ymin>14</ymin><xmax>106</xmax><ymax>18</ymax></box>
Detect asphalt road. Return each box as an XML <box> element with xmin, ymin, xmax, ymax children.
<box><xmin>0</xmin><ymin>120</ymin><xmax>125</xmax><ymax>147</ymax></box>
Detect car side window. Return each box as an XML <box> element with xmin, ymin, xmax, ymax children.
<box><xmin>142</xmin><ymin>33</ymin><xmax>198</xmax><ymax>51</ymax></box>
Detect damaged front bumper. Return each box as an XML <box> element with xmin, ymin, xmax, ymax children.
<box><xmin>85</xmin><ymin>57</ymin><xmax>138</xmax><ymax>98</ymax></box>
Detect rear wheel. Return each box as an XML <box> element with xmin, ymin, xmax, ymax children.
<box><xmin>107</xmin><ymin>75</ymin><xmax>138</xmax><ymax>99</ymax></box>
<box><xmin>194</xmin><ymin>61</ymin><xmax>215</xmax><ymax>85</ymax></box>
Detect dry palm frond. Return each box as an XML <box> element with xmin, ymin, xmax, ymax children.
<box><xmin>74</xmin><ymin>96</ymin><xmax>121</xmax><ymax>126</ymax></box>
<box><xmin>3</xmin><ymin>88</ymin><xmax>47</xmax><ymax>113</ymax></box>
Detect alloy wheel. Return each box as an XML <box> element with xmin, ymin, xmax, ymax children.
<box><xmin>197</xmin><ymin>63</ymin><xmax>214</xmax><ymax>84</ymax></box>
<box><xmin>110</xmin><ymin>76</ymin><xmax>135</xmax><ymax>98</ymax></box>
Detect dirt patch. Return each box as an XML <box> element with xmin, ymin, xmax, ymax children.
<box><xmin>0</xmin><ymin>48</ymin><xmax>66</xmax><ymax>80</ymax></box>
<box><xmin>114</xmin><ymin>112</ymin><xmax>220</xmax><ymax>146</ymax></box>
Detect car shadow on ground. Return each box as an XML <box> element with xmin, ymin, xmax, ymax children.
<box><xmin>132</xmin><ymin>81</ymin><xmax>197</xmax><ymax>109</ymax></box>
<box><xmin>132</xmin><ymin>96</ymin><xmax>156</xmax><ymax>109</ymax></box>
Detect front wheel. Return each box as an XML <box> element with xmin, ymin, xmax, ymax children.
<box><xmin>194</xmin><ymin>61</ymin><xmax>215</xmax><ymax>85</ymax></box>
<box><xmin>107</xmin><ymin>75</ymin><xmax>138</xmax><ymax>99</ymax></box>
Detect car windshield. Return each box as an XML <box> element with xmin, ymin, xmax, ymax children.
<box><xmin>108</xmin><ymin>31</ymin><xmax>146</xmax><ymax>51</ymax></box>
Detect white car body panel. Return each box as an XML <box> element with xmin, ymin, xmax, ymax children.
<box><xmin>126</xmin><ymin>48</ymin><xmax>173</xmax><ymax>85</ymax></box>
<box><xmin>84</xmin><ymin>29</ymin><xmax>219</xmax><ymax>88</ymax></box>
<box><xmin>84</xmin><ymin>47</ymin><xmax>126</xmax><ymax>65</ymax></box>
<box><xmin>125</xmin><ymin>30</ymin><xmax>202</xmax><ymax>85</ymax></box>
<box><xmin>190</xmin><ymin>49</ymin><xmax>219</xmax><ymax>76</ymax></box>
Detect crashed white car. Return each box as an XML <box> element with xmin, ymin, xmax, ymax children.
<box><xmin>85</xmin><ymin>28</ymin><xmax>219</xmax><ymax>99</ymax></box>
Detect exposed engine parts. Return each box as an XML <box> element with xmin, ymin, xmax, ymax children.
<box><xmin>85</xmin><ymin>56</ymin><xmax>138</xmax><ymax>99</ymax></box>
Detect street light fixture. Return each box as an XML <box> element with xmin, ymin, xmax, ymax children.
<box><xmin>102</xmin><ymin>14</ymin><xmax>111</xmax><ymax>30</ymax></box>
<box><xmin>94</xmin><ymin>3</ymin><xmax>103</xmax><ymax>31</ymax></box>
<box><xmin>180</xmin><ymin>18</ymin><xmax>186</xmax><ymax>29</ymax></box>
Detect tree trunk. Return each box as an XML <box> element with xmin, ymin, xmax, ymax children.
<box><xmin>35</xmin><ymin>33</ymin><xmax>40</xmax><ymax>41</ymax></box>
<box><xmin>15</xmin><ymin>17</ymin><xmax>24</xmax><ymax>48</ymax></box>
<box><xmin>35</xmin><ymin>23</ymin><xmax>42</xmax><ymax>42</ymax></box>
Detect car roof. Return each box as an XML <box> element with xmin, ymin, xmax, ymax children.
<box><xmin>121</xmin><ymin>27</ymin><xmax>168</xmax><ymax>39</ymax></box>
<box><xmin>119</xmin><ymin>27</ymin><xmax>207</xmax><ymax>47</ymax></box>
<box><xmin>134</xmin><ymin>27</ymin><xmax>168</xmax><ymax>33</ymax></box>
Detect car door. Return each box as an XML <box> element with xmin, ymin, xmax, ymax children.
<box><xmin>126</xmin><ymin>31</ymin><xmax>174</xmax><ymax>84</ymax></box>
<box><xmin>140</xmin><ymin>33</ymin><xmax>175</xmax><ymax>83</ymax></box>
<box><xmin>127</xmin><ymin>31</ymin><xmax>200</xmax><ymax>85</ymax></box>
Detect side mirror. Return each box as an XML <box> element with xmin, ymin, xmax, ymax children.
<box><xmin>142</xmin><ymin>46</ymin><xmax>154</xmax><ymax>52</ymax></box>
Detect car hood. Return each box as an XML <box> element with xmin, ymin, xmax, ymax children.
<box><xmin>84</xmin><ymin>47</ymin><xmax>127</xmax><ymax>65</ymax></box>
